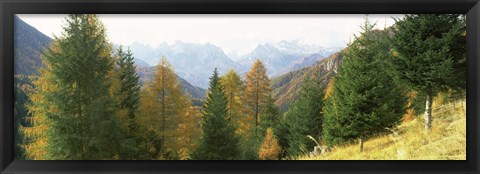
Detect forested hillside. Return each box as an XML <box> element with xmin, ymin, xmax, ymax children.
<box><xmin>14</xmin><ymin>16</ymin><xmax>52</xmax><ymax>75</ymax></box>
<box><xmin>15</xmin><ymin>14</ymin><xmax>466</xmax><ymax>160</ymax></box>
<box><xmin>270</xmin><ymin>50</ymin><xmax>343</xmax><ymax>112</ymax></box>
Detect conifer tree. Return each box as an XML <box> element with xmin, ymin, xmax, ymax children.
<box><xmin>115</xmin><ymin>47</ymin><xmax>141</xmax><ymax>136</ymax></box>
<box><xmin>23</xmin><ymin>62</ymin><xmax>57</xmax><ymax>159</ymax></box>
<box><xmin>220</xmin><ymin>69</ymin><xmax>245</xmax><ymax>131</ymax></box>
<box><xmin>258</xmin><ymin>128</ymin><xmax>281</xmax><ymax>160</ymax></box>
<box><xmin>138</xmin><ymin>57</ymin><xmax>189</xmax><ymax>159</ymax></box>
<box><xmin>323</xmin><ymin>19</ymin><xmax>406</xmax><ymax>152</ymax></box>
<box><xmin>390</xmin><ymin>14</ymin><xmax>466</xmax><ymax>129</ymax></box>
<box><xmin>25</xmin><ymin>14</ymin><xmax>123</xmax><ymax>159</ymax></box>
<box><xmin>176</xmin><ymin>106</ymin><xmax>202</xmax><ymax>159</ymax></box>
<box><xmin>192</xmin><ymin>68</ymin><xmax>240</xmax><ymax>160</ymax></box>
<box><xmin>244</xmin><ymin>59</ymin><xmax>271</xmax><ymax>135</ymax></box>
<box><xmin>259</xmin><ymin>94</ymin><xmax>279</xmax><ymax>137</ymax></box>
<box><xmin>14</xmin><ymin>75</ymin><xmax>33</xmax><ymax>159</ymax></box>
<box><xmin>113</xmin><ymin>47</ymin><xmax>142</xmax><ymax>159</ymax></box>
<box><xmin>284</xmin><ymin>77</ymin><xmax>324</xmax><ymax>157</ymax></box>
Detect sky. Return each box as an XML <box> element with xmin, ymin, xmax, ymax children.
<box><xmin>17</xmin><ymin>14</ymin><xmax>404</xmax><ymax>56</ymax></box>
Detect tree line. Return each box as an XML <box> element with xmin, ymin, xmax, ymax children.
<box><xmin>17</xmin><ymin>14</ymin><xmax>465</xmax><ymax>160</ymax></box>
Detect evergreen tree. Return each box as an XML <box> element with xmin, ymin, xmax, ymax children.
<box><xmin>14</xmin><ymin>75</ymin><xmax>33</xmax><ymax>159</ymax></box>
<box><xmin>115</xmin><ymin>47</ymin><xmax>141</xmax><ymax>136</ymax></box>
<box><xmin>192</xmin><ymin>68</ymin><xmax>240</xmax><ymax>160</ymax></box>
<box><xmin>244</xmin><ymin>59</ymin><xmax>271</xmax><ymax>135</ymax></box>
<box><xmin>273</xmin><ymin>114</ymin><xmax>290</xmax><ymax>158</ymax></box>
<box><xmin>390</xmin><ymin>14</ymin><xmax>466</xmax><ymax>129</ymax></box>
<box><xmin>114</xmin><ymin>47</ymin><xmax>141</xmax><ymax>159</ymax></box>
<box><xmin>259</xmin><ymin>94</ymin><xmax>279</xmax><ymax>137</ymax></box>
<box><xmin>284</xmin><ymin>77</ymin><xmax>324</xmax><ymax>157</ymax></box>
<box><xmin>25</xmin><ymin>14</ymin><xmax>123</xmax><ymax>159</ymax></box>
<box><xmin>323</xmin><ymin>18</ymin><xmax>407</xmax><ymax>152</ymax></box>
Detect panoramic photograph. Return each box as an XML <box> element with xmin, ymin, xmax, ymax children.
<box><xmin>14</xmin><ymin>14</ymin><xmax>466</xmax><ymax>160</ymax></box>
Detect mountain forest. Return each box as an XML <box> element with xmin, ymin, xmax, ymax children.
<box><xmin>14</xmin><ymin>14</ymin><xmax>466</xmax><ymax>160</ymax></box>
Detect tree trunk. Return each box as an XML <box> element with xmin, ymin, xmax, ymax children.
<box><xmin>359</xmin><ymin>138</ymin><xmax>364</xmax><ymax>153</ymax></box>
<box><xmin>424</xmin><ymin>92</ymin><xmax>433</xmax><ymax>130</ymax></box>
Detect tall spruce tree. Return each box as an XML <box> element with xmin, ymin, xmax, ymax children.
<box><xmin>25</xmin><ymin>14</ymin><xmax>123</xmax><ymax>159</ymax></box>
<box><xmin>115</xmin><ymin>47</ymin><xmax>141</xmax><ymax>136</ymax></box>
<box><xmin>390</xmin><ymin>14</ymin><xmax>466</xmax><ymax>129</ymax></box>
<box><xmin>114</xmin><ymin>47</ymin><xmax>141</xmax><ymax>159</ymax></box>
<box><xmin>259</xmin><ymin>94</ymin><xmax>279</xmax><ymax>137</ymax></box>
<box><xmin>323</xmin><ymin>18</ymin><xmax>407</xmax><ymax>152</ymax></box>
<box><xmin>192</xmin><ymin>68</ymin><xmax>240</xmax><ymax>160</ymax></box>
<box><xmin>283</xmin><ymin>77</ymin><xmax>324</xmax><ymax>157</ymax></box>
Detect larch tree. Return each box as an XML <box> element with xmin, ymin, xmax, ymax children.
<box><xmin>176</xmin><ymin>106</ymin><xmax>202</xmax><ymax>160</ymax></box>
<box><xmin>284</xmin><ymin>77</ymin><xmax>324</xmax><ymax>157</ymax></box>
<box><xmin>138</xmin><ymin>57</ymin><xmax>189</xmax><ymax>159</ymax></box>
<box><xmin>390</xmin><ymin>14</ymin><xmax>466</xmax><ymax>130</ymax></box>
<box><xmin>24</xmin><ymin>14</ymin><xmax>124</xmax><ymax>159</ymax></box>
<box><xmin>23</xmin><ymin>66</ymin><xmax>54</xmax><ymax>160</ymax></box>
<box><xmin>192</xmin><ymin>68</ymin><xmax>240</xmax><ymax>160</ymax></box>
<box><xmin>244</xmin><ymin>59</ymin><xmax>271</xmax><ymax>135</ymax></box>
<box><xmin>220</xmin><ymin>69</ymin><xmax>245</xmax><ymax>132</ymax></box>
<box><xmin>323</xmin><ymin>18</ymin><xmax>407</xmax><ymax>152</ymax></box>
<box><xmin>258</xmin><ymin>128</ymin><xmax>281</xmax><ymax>160</ymax></box>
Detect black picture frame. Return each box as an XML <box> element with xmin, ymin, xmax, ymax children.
<box><xmin>1</xmin><ymin>0</ymin><xmax>479</xmax><ymax>173</ymax></box>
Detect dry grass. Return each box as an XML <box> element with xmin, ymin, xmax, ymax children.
<box><xmin>299</xmin><ymin>99</ymin><xmax>466</xmax><ymax>160</ymax></box>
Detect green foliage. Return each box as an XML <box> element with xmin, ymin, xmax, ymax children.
<box><xmin>323</xmin><ymin>18</ymin><xmax>407</xmax><ymax>147</ymax></box>
<box><xmin>283</xmin><ymin>77</ymin><xmax>324</xmax><ymax>157</ymax></box>
<box><xmin>14</xmin><ymin>75</ymin><xmax>33</xmax><ymax>159</ymax></box>
<box><xmin>116</xmin><ymin>47</ymin><xmax>141</xmax><ymax>135</ymax></box>
<box><xmin>259</xmin><ymin>94</ymin><xmax>280</xmax><ymax>137</ymax></box>
<box><xmin>192</xmin><ymin>68</ymin><xmax>241</xmax><ymax>160</ymax></box>
<box><xmin>191</xmin><ymin>98</ymin><xmax>204</xmax><ymax>107</ymax></box>
<box><xmin>390</xmin><ymin>14</ymin><xmax>466</xmax><ymax>94</ymax></box>
<box><xmin>390</xmin><ymin>14</ymin><xmax>466</xmax><ymax>129</ymax></box>
<box><xmin>273</xmin><ymin>114</ymin><xmax>290</xmax><ymax>158</ymax></box>
<box><xmin>115</xmin><ymin>47</ymin><xmax>142</xmax><ymax>159</ymax></box>
<box><xmin>31</xmin><ymin>14</ymin><xmax>124</xmax><ymax>159</ymax></box>
<box><xmin>239</xmin><ymin>134</ymin><xmax>262</xmax><ymax>160</ymax></box>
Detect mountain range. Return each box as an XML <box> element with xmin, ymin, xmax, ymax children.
<box><xmin>127</xmin><ymin>41</ymin><xmax>340</xmax><ymax>88</ymax></box>
<box><xmin>129</xmin><ymin>41</ymin><xmax>247</xmax><ymax>88</ymax></box>
<box><xmin>16</xmin><ymin>15</ymin><xmax>346</xmax><ymax>111</ymax></box>
<box><xmin>14</xmin><ymin>16</ymin><xmax>206</xmax><ymax>101</ymax></box>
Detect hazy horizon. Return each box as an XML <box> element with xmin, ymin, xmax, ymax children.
<box><xmin>17</xmin><ymin>14</ymin><xmax>403</xmax><ymax>57</ymax></box>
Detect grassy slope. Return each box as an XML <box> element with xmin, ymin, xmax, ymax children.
<box><xmin>299</xmin><ymin>99</ymin><xmax>466</xmax><ymax>160</ymax></box>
